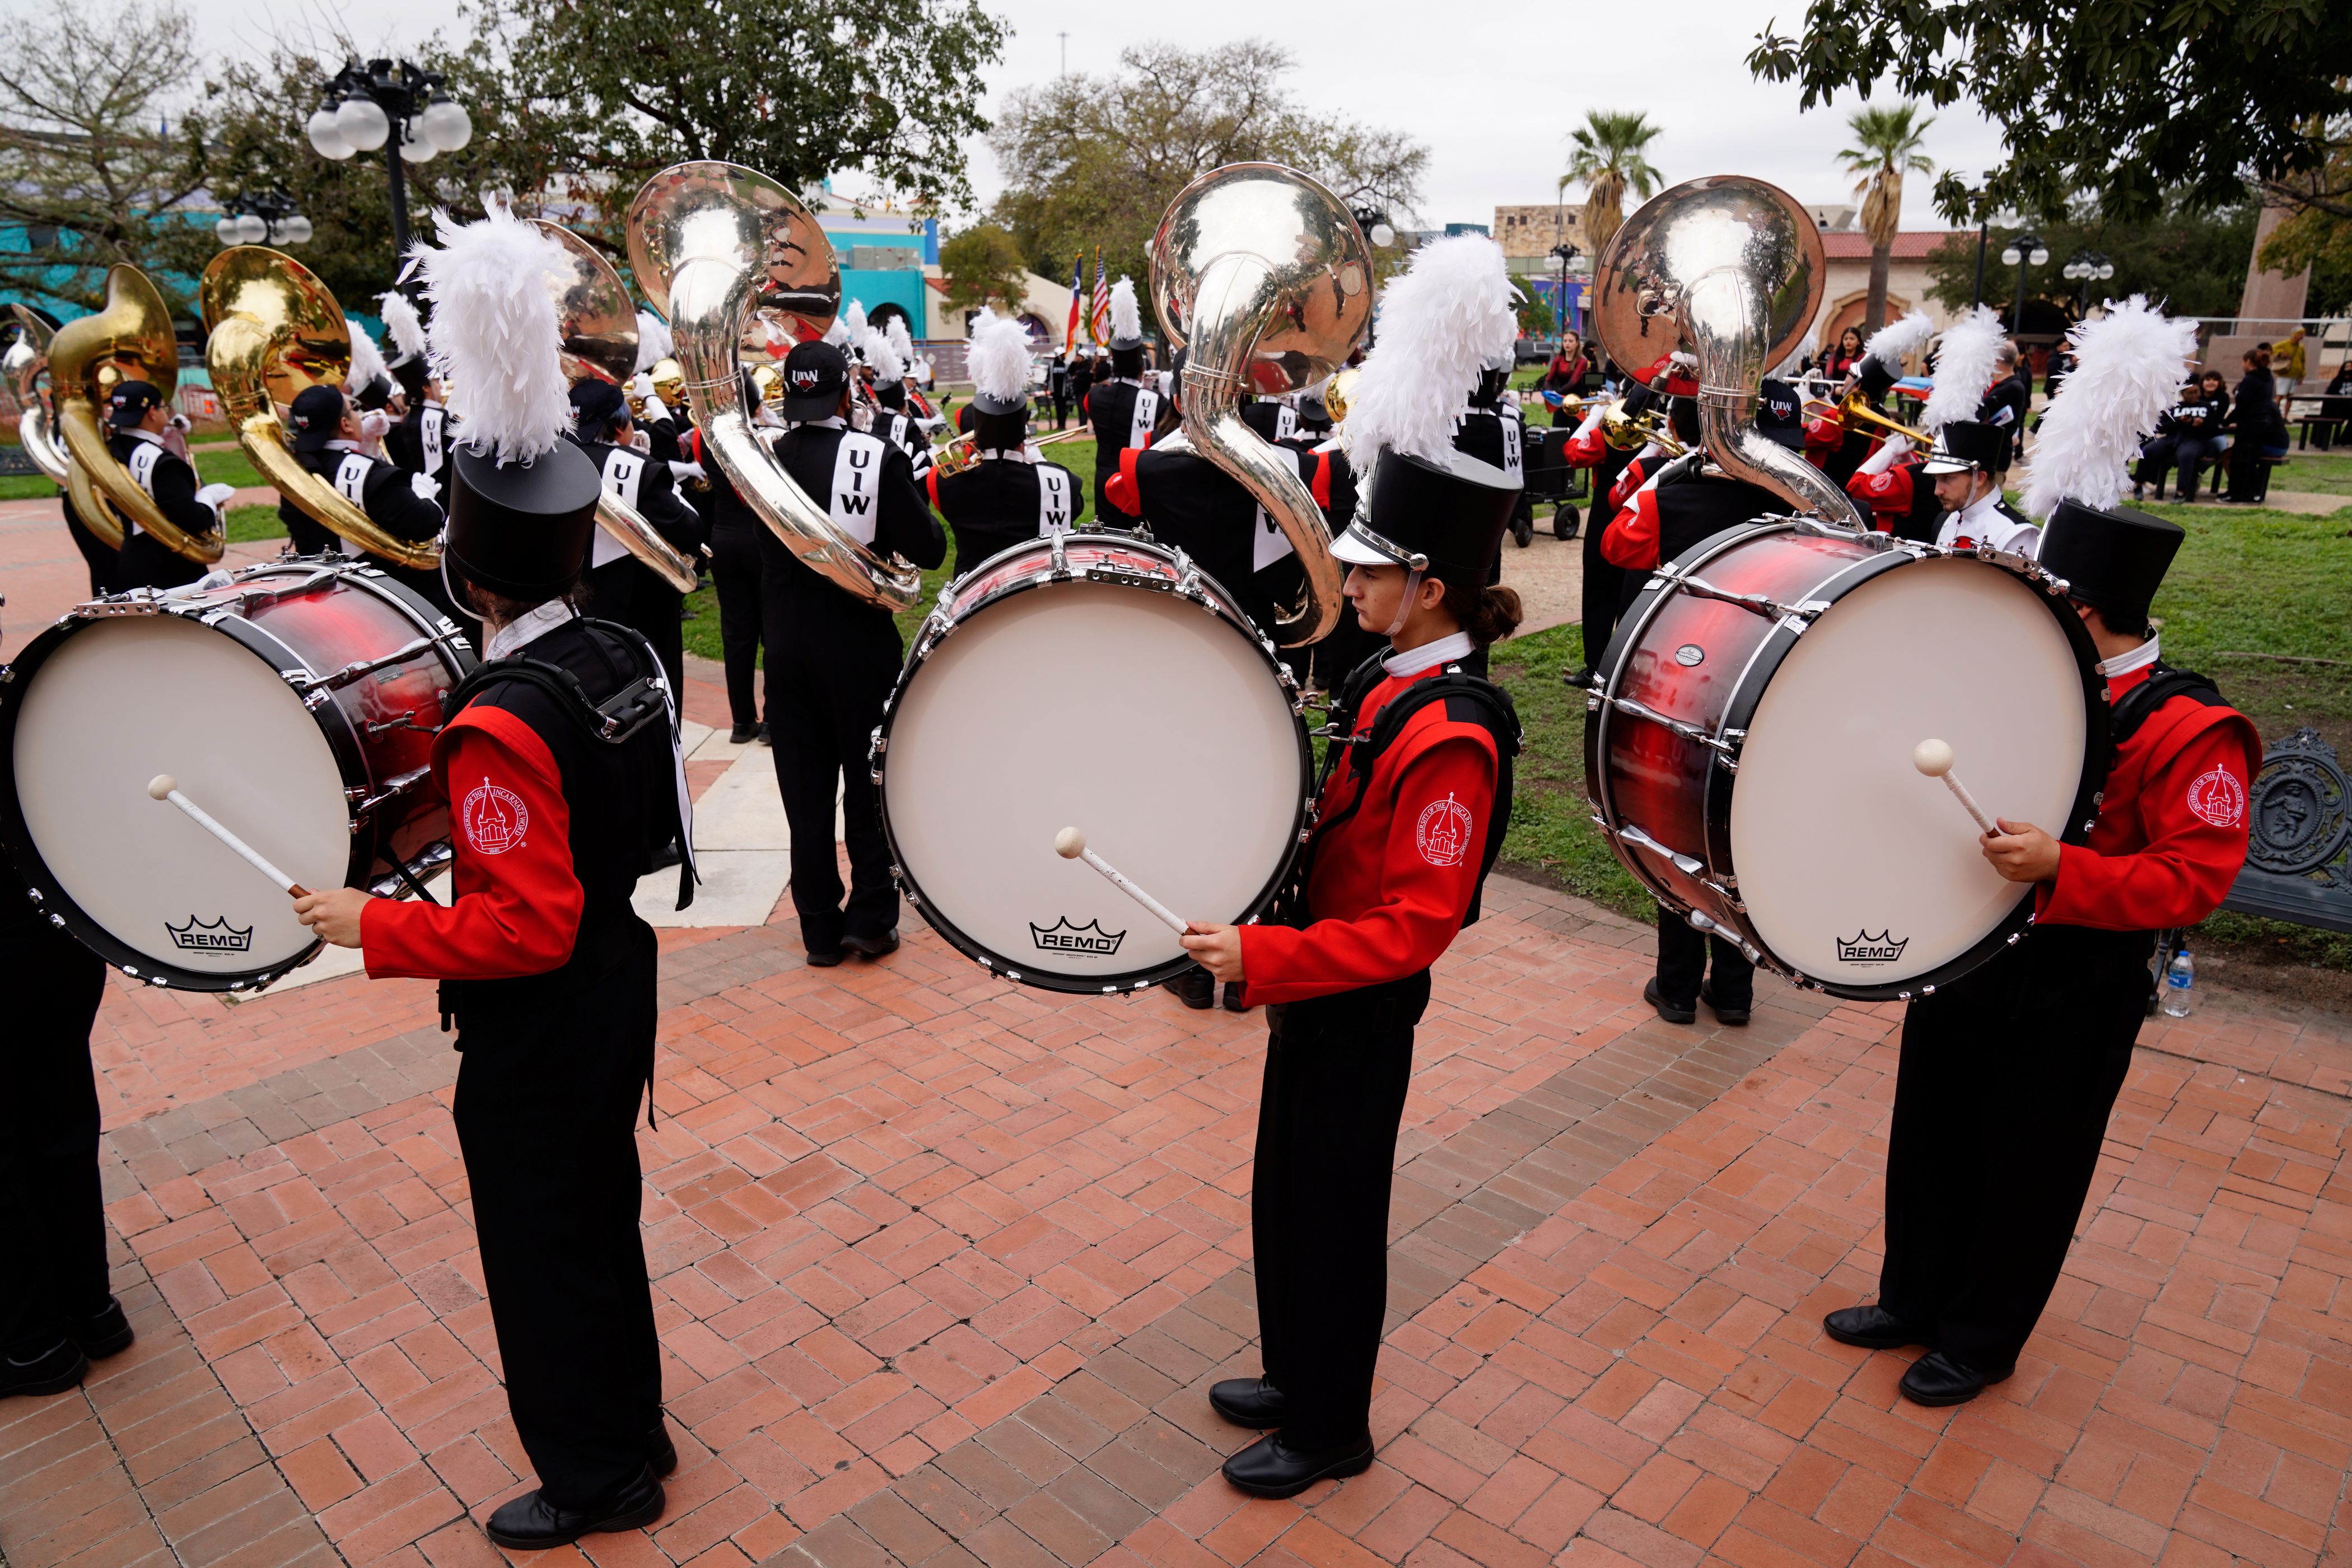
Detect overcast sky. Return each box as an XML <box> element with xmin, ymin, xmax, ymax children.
<box><xmin>150</xmin><ymin>0</ymin><xmax>2006</xmax><ymax>232</ymax></box>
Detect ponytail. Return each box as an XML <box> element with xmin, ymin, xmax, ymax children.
<box><xmin>1440</xmin><ymin>580</ymin><xmax>1523</xmax><ymax>647</ymax></box>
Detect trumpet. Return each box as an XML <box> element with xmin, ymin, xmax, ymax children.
<box><xmin>927</xmin><ymin>423</ymin><xmax>1090</xmax><ymax>478</ymax></box>
<box><xmin>1802</xmin><ymin>389</ymin><xmax>1929</xmax><ymax>448</ymax></box>
<box><xmin>1601</xmin><ymin>402</ymin><xmax>1686</xmax><ymax>457</ymax></box>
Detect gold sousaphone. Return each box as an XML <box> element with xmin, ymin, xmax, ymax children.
<box><xmin>626</xmin><ymin>161</ymin><xmax>920</xmax><ymax>612</ymax></box>
<box><xmin>529</xmin><ymin>219</ymin><xmax>699</xmax><ymax>593</ymax></box>
<box><xmin>52</xmin><ymin>265</ymin><xmax>223</xmax><ymax>564</ymax></box>
<box><xmin>1589</xmin><ymin>175</ymin><xmax>1865</xmax><ymax>529</ymax></box>
<box><xmin>3</xmin><ymin>305</ymin><xmax>118</xmax><ymax>548</ymax></box>
<box><xmin>200</xmin><ymin>247</ymin><xmax>437</xmax><ymax>569</ymax></box>
<box><xmin>1149</xmin><ymin>162</ymin><xmax>1373</xmax><ymax>646</ymax></box>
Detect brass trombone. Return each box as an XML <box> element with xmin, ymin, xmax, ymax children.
<box><xmin>54</xmin><ymin>265</ymin><xmax>223</xmax><ymax>566</ymax></box>
<box><xmin>1801</xmin><ymin>389</ymin><xmax>1929</xmax><ymax>448</ymax></box>
<box><xmin>529</xmin><ymin>218</ymin><xmax>700</xmax><ymax>593</ymax></box>
<box><xmin>200</xmin><ymin>246</ymin><xmax>436</xmax><ymax>568</ymax></box>
<box><xmin>1600</xmin><ymin>401</ymin><xmax>1687</xmax><ymax>457</ymax></box>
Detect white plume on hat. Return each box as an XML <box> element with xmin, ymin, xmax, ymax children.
<box><xmin>862</xmin><ymin>323</ymin><xmax>904</xmax><ymax>384</ymax></box>
<box><xmin>885</xmin><ymin>315</ymin><xmax>916</xmax><ymax>373</ymax></box>
<box><xmin>822</xmin><ymin>314</ymin><xmax>852</xmax><ymax>349</ymax></box>
<box><xmin>410</xmin><ymin>199</ymin><xmax>575</xmax><ymax>463</ymax></box>
<box><xmin>967</xmin><ymin>310</ymin><xmax>1032</xmax><ymax>405</ymax></box>
<box><xmin>2019</xmin><ymin>295</ymin><xmax>2197</xmax><ymax>520</ymax></box>
<box><xmin>377</xmin><ymin>290</ymin><xmax>427</xmax><ymax>363</ymax></box>
<box><xmin>1108</xmin><ymin>276</ymin><xmax>1141</xmax><ymax>343</ymax></box>
<box><xmin>633</xmin><ymin>309</ymin><xmax>673</xmax><ymax>373</ymax></box>
<box><xmin>1921</xmin><ymin>306</ymin><xmax>2006</xmax><ymax>433</ymax></box>
<box><xmin>844</xmin><ymin>298</ymin><xmax>869</xmax><ymax>343</ymax></box>
<box><xmin>343</xmin><ymin>318</ymin><xmax>388</xmax><ymax>394</ymax></box>
<box><xmin>1862</xmin><ymin>310</ymin><xmax>1934</xmax><ymax>377</ymax></box>
<box><xmin>1341</xmin><ymin>233</ymin><xmax>1520</xmax><ymax>469</ymax></box>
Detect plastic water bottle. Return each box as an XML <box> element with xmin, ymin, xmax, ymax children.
<box><xmin>2161</xmin><ymin>949</ymin><xmax>2195</xmax><ymax>1017</ymax></box>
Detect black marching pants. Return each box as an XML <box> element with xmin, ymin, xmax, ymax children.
<box><xmin>764</xmin><ymin>614</ymin><xmax>900</xmax><ymax>953</ymax></box>
<box><xmin>0</xmin><ymin>891</ymin><xmax>111</xmax><ymax>1359</ymax></box>
<box><xmin>1654</xmin><ymin>907</ymin><xmax>1752</xmax><ymax>1010</ymax></box>
<box><xmin>1879</xmin><ymin>923</ymin><xmax>2152</xmax><ymax>1373</ymax></box>
<box><xmin>450</xmin><ymin>920</ymin><xmax>661</xmax><ymax>1508</ymax></box>
<box><xmin>1253</xmin><ymin>970</ymin><xmax>1431</xmax><ymax>1448</ymax></box>
<box><xmin>709</xmin><ymin>521</ymin><xmax>765</xmax><ymax>729</ymax></box>
<box><xmin>1579</xmin><ymin>519</ymin><xmax>1625</xmax><ymax>666</ymax></box>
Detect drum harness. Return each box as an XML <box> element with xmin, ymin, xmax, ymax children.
<box><xmin>1278</xmin><ymin>651</ymin><xmax>1522</xmax><ymax>931</ymax></box>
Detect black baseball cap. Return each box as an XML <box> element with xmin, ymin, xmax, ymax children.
<box><xmin>290</xmin><ymin>384</ymin><xmax>349</xmax><ymax>452</ymax></box>
<box><xmin>569</xmin><ymin>377</ymin><xmax>628</xmax><ymax>437</ymax></box>
<box><xmin>1758</xmin><ymin>378</ymin><xmax>1802</xmax><ymax>450</ymax></box>
<box><xmin>781</xmin><ymin>340</ymin><xmax>848</xmax><ymax>421</ymax></box>
<box><xmin>108</xmin><ymin>380</ymin><xmax>164</xmax><ymax>428</ymax></box>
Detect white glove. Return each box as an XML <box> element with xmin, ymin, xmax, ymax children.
<box><xmin>359</xmin><ymin>409</ymin><xmax>391</xmax><ymax>440</ymax></box>
<box><xmin>167</xmin><ymin>413</ymin><xmax>193</xmax><ymax>432</ymax></box>
<box><xmin>1668</xmin><ymin>351</ymin><xmax>1698</xmax><ymax>372</ymax></box>
<box><xmin>668</xmin><ymin>460</ymin><xmax>707</xmax><ymax>483</ymax></box>
<box><xmin>627</xmin><ymin>428</ymin><xmax>652</xmax><ymax>455</ymax></box>
<box><xmin>194</xmin><ymin>482</ymin><xmax>236</xmax><ymax>520</ymax></box>
<box><xmin>409</xmin><ymin>472</ymin><xmax>440</xmax><ymax>501</ymax></box>
<box><xmin>1574</xmin><ymin>403</ymin><xmax>1609</xmax><ymax>440</ymax></box>
<box><xmin>1858</xmin><ymin>434</ymin><xmax>1911</xmax><ymax>477</ymax></box>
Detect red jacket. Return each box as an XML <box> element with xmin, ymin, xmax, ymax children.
<box><xmin>360</xmin><ymin>705</ymin><xmax>584</xmax><ymax>979</ymax></box>
<box><xmin>1238</xmin><ymin>661</ymin><xmax>1498</xmax><ymax>1005</ymax></box>
<box><xmin>1845</xmin><ymin>460</ymin><xmax>1915</xmax><ymax>531</ymax></box>
<box><xmin>1600</xmin><ymin>483</ymin><xmax>1664</xmax><ymax>570</ymax></box>
<box><xmin>1559</xmin><ymin>424</ymin><xmax>1608</xmax><ymax>468</ymax></box>
<box><xmin>2038</xmin><ymin>661</ymin><xmax>2261</xmax><ymax>931</ymax></box>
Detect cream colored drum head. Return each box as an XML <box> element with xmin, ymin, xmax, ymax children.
<box><xmin>1728</xmin><ymin>557</ymin><xmax>2086</xmax><ymax>987</ymax></box>
<box><xmin>12</xmin><ymin>617</ymin><xmax>350</xmax><ymax>977</ymax></box>
<box><xmin>883</xmin><ymin>581</ymin><xmax>1305</xmax><ymax>987</ymax></box>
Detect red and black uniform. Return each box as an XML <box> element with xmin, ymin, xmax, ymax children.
<box><xmin>361</xmin><ymin>609</ymin><xmax>685</xmax><ymax>1510</ymax></box>
<box><xmin>1233</xmin><ymin>636</ymin><xmax>1503</xmax><ymax>1447</ymax></box>
<box><xmin>1082</xmin><ymin>375</ymin><xmax>1174</xmax><ymax>525</ymax></box>
<box><xmin>925</xmin><ymin>450</ymin><xmax>1080</xmax><ymax>572</ymax></box>
<box><xmin>578</xmin><ymin>432</ymin><xmax>709</xmax><ymax>701</ymax></box>
<box><xmin>1105</xmin><ymin>439</ymin><xmax>1341</xmax><ymax>640</ymax></box>
<box><xmin>1879</xmin><ymin>643</ymin><xmax>2258</xmax><ymax>1375</ymax></box>
<box><xmin>1844</xmin><ymin>452</ymin><xmax>1943</xmax><ymax>542</ymax></box>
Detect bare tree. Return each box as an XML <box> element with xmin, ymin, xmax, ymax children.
<box><xmin>0</xmin><ymin>0</ymin><xmax>213</xmax><ymax>315</ymax></box>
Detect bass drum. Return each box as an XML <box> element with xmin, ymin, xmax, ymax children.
<box><xmin>875</xmin><ymin>534</ymin><xmax>1312</xmax><ymax>992</ymax></box>
<box><xmin>1586</xmin><ymin>519</ymin><xmax>2108</xmax><ymax>1000</ymax></box>
<box><xmin>1</xmin><ymin>560</ymin><xmax>476</xmax><ymax>991</ymax></box>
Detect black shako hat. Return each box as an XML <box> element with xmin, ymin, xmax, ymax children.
<box><xmin>1334</xmin><ymin>416</ymin><xmax>1522</xmax><ymax>591</ymax></box>
<box><xmin>1854</xmin><ymin>356</ymin><xmax>1899</xmax><ymax>402</ymax></box>
<box><xmin>289</xmin><ymin>384</ymin><xmax>347</xmax><ymax>452</ymax></box>
<box><xmin>446</xmin><ymin>440</ymin><xmax>602</xmax><ymax>601</ymax></box>
<box><xmin>2038</xmin><ymin>499</ymin><xmax>2182</xmax><ymax>631</ymax></box>
<box><xmin>1921</xmin><ymin>419</ymin><xmax>2009</xmax><ymax>475</ymax></box>
<box><xmin>568</xmin><ymin>377</ymin><xmax>628</xmax><ymax>440</ymax></box>
<box><xmin>781</xmin><ymin>340</ymin><xmax>848</xmax><ymax>422</ymax></box>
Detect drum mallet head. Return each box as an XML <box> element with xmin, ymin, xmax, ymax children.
<box><xmin>1053</xmin><ymin>825</ymin><xmax>1186</xmax><ymax>935</ymax></box>
<box><xmin>1912</xmin><ymin>739</ymin><xmax>1996</xmax><ymax>836</ymax></box>
<box><xmin>147</xmin><ymin>773</ymin><xmax>177</xmax><ymax>800</ymax></box>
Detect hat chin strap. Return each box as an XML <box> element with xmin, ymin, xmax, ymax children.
<box><xmin>1383</xmin><ymin>567</ymin><xmax>1424</xmax><ymax>640</ymax></box>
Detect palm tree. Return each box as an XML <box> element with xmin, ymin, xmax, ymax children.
<box><xmin>1560</xmin><ymin>110</ymin><xmax>1664</xmax><ymax>259</ymax></box>
<box><xmin>1837</xmin><ymin>103</ymin><xmax>1936</xmax><ymax>335</ymax></box>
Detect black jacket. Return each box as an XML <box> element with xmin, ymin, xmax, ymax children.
<box><xmin>762</xmin><ymin>420</ymin><xmax>945</xmax><ymax>651</ymax></box>
<box><xmin>1120</xmin><ymin>441</ymin><xmax>1329</xmax><ymax>638</ymax></box>
<box><xmin>927</xmin><ymin>455</ymin><xmax>1079</xmax><ymax>575</ymax></box>
<box><xmin>277</xmin><ymin>442</ymin><xmax>445</xmax><ymax>562</ymax></box>
<box><xmin>1085</xmin><ymin>377</ymin><xmax>1175</xmax><ymax>521</ymax></box>
<box><xmin>1618</xmin><ymin>466</ymin><xmax>1779</xmax><ymax>616</ymax></box>
<box><xmin>2228</xmin><ymin>369</ymin><xmax>2285</xmax><ymax>445</ymax></box>
<box><xmin>574</xmin><ymin>435</ymin><xmax>709</xmax><ymax>567</ymax></box>
<box><xmin>384</xmin><ymin>399</ymin><xmax>450</xmax><ymax>508</ymax></box>
<box><xmin>1978</xmin><ymin>372</ymin><xmax>2031</xmax><ymax>436</ymax></box>
<box><xmin>104</xmin><ymin>430</ymin><xmax>220</xmax><ymax>589</ymax></box>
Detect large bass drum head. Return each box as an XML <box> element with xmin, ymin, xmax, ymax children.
<box><xmin>9</xmin><ymin>616</ymin><xmax>350</xmax><ymax>983</ymax></box>
<box><xmin>1728</xmin><ymin>557</ymin><xmax>2089</xmax><ymax>990</ymax></box>
<box><xmin>883</xmin><ymin>581</ymin><xmax>1307</xmax><ymax>990</ymax></box>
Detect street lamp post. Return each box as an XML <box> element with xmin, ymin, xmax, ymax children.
<box><xmin>304</xmin><ymin>58</ymin><xmax>472</xmax><ymax>276</ymax></box>
<box><xmin>2000</xmin><ymin>230</ymin><xmax>2050</xmax><ymax>334</ymax></box>
<box><xmin>2061</xmin><ymin>249</ymin><xmax>2115</xmax><ymax>312</ymax></box>
<box><xmin>214</xmin><ymin>190</ymin><xmax>312</xmax><ymax>249</ymax></box>
<box><xmin>1551</xmin><ymin>241</ymin><xmax>1581</xmax><ymax>352</ymax></box>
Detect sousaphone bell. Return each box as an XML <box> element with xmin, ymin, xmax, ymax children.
<box><xmin>3</xmin><ymin>305</ymin><xmax>116</xmax><ymax>548</ymax></box>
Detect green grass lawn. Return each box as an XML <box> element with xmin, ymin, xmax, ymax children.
<box><xmin>2280</xmin><ymin>447</ymin><xmax>2352</xmax><ymax>496</ymax></box>
<box><xmin>225</xmin><ymin>503</ymin><xmax>284</xmax><ymax>543</ymax></box>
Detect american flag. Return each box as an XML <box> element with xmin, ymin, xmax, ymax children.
<box><xmin>1089</xmin><ymin>249</ymin><xmax>1109</xmax><ymax>344</ymax></box>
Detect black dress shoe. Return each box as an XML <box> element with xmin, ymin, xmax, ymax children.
<box><xmin>1822</xmin><ymin>1304</ymin><xmax>1934</xmax><ymax>1351</ymax></box>
<box><xmin>729</xmin><ymin>723</ymin><xmax>758</xmax><ymax>744</ymax></box>
<box><xmin>77</xmin><ymin>1298</ymin><xmax>134</xmax><ymax>1360</ymax></box>
<box><xmin>840</xmin><ymin>929</ymin><xmax>900</xmax><ymax>959</ymax></box>
<box><xmin>647</xmin><ymin>1421</ymin><xmax>677</xmax><ymax>1478</ymax></box>
<box><xmin>1208</xmin><ymin>1376</ymin><xmax>1287</xmax><ymax>1427</ymax></box>
<box><xmin>484</xmin><ymin>1467</ymin><xmax>665</xmax><ymax>1550</ymax></box>
<box><xmin>805</xmin><ymin>949</ymin><xmax>845</xmax><ymax>968</ymax></box>
<box><xmin>1899</xmin><ymin>1350</ymin><xmax>2011</xmax><ymax>1407</ymax></box>
<box><xmin>1</xmin><ymin>1339</ymin><xmax>90</xmax><ymax>1398</ymax></box>
<box><xmin>1643</xmin><ymin>978</ymin><xmax>1696</xmax><ymax>1025</ymax></box>
<box><xmin>1700</xmin><ymin>983</ymin><xmax>1750</xmax><ymax>1026</ymax></box>
<box><xmin>1220</xmin><ymin>982</ymin><xmax>1250</xmax><ymax>1013</ymax></box>
<box><xmin>649</xmin><ymin>838</ymin><xmax>683</xmax><ymax>871</ymax></box>
<box><xmin>1220</xmin><ymin>1430</ymin><xmax>1375</xmax><ymax>1499</ymax></box>
<box><xmin>756</xmin><ymin>722</ymin><xmax>771</xmax><ymax>745</ymax></box>
<box><xmin>1167</xmin><ymin>967</ymin><xmax>1215</xmax><ymax>1010</ymax></box>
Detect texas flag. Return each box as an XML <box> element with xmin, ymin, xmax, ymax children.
<box><xmin>1065</xmin><ymin>256</ymin><xmax>1082</xmax><ymax>352</ymax></box>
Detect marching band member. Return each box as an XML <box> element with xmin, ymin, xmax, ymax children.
<box><xmin>1180</xmin><ymin>235</ymin><xmax>1524</xmax><ymax>1498</ymax></box>
<box><xmin>1826</xmin><ymin>300</ymin><xmax>2256</xmax><ymax>1407</ymax></box>
<box><xmin>1849</xmin><ymin>305</ymin><xmax>2008</xmax><ymax>542</ymax></box>
<box><xmin>859</xmin><ymin>325</ymin><xmax>934</xmax><ymax>479</ymax></box>
<box><xmin>628</xmin><ymin>311</ymin><xmax>688</xmax><ymax>464</ymax></box>
<box><xmin>293</xmin><ymin>206</ymin><xmax>693</xmax><ymax>1547</ymax></box>
<box><xmin>764</xmin><ymin>339</ymin><xmax>945</xmax><ymax>965</ymax></box>
<box><xmin>570</xmin><ymin>378</ymin><xmax>708</xmax><ymax>702</ymax></box>
<box><xmin>381</xmin><ymin>291</ymin><xmax>451</xmax><ymax>511</ymax></box>
<box><xmin>281</xmin><ymin>384</ymin><xmax>456</xmax><ymax>615</ymax></box>
<box><xmin>62</xmin><ymin>489</ymin><xmax>114</xmax><ymax>596</ymax></box>
<box><xmin>1084</xmin><ymin>278</ymin><xmax>1174</xmax><ymax>525</ymax></box>
<box><xmin>927</xmin><ymin>311</ymin><xmax>1080</xmax><ymax>568</ymax></box>
<box><xmin>684</xmin><ymin>371</ymin><xmax>770</xmax><ymax>743</ymax></box>
<box><xmin>1919</xmin><ymin>420</ymin><xmax>2040</xmax><ymax>556</ymax></box>
<box><xmin>101</xmin><ymin>381</ymin><xmax>232</xmax><ymax>591</ymax></box>
<box><xmin>1823</xmin><ymin>312</ymin><xmax>1934</xmax><ymax>486</ymax></box>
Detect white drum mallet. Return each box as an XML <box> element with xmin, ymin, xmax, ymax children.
<box><xmin>1911</xmin><ymin>740</ymin><xmax>1998</xmax><ymax>836</ymax></box>
<box><xmin>147</xmin><ymin>775</ymin><xmax>309</xmax><ymax>897</ymax></box>
<box><xmin>1053</xmin><ymin>826</ymin><xmax>1187</xmax><ymax>935</ymax></box>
